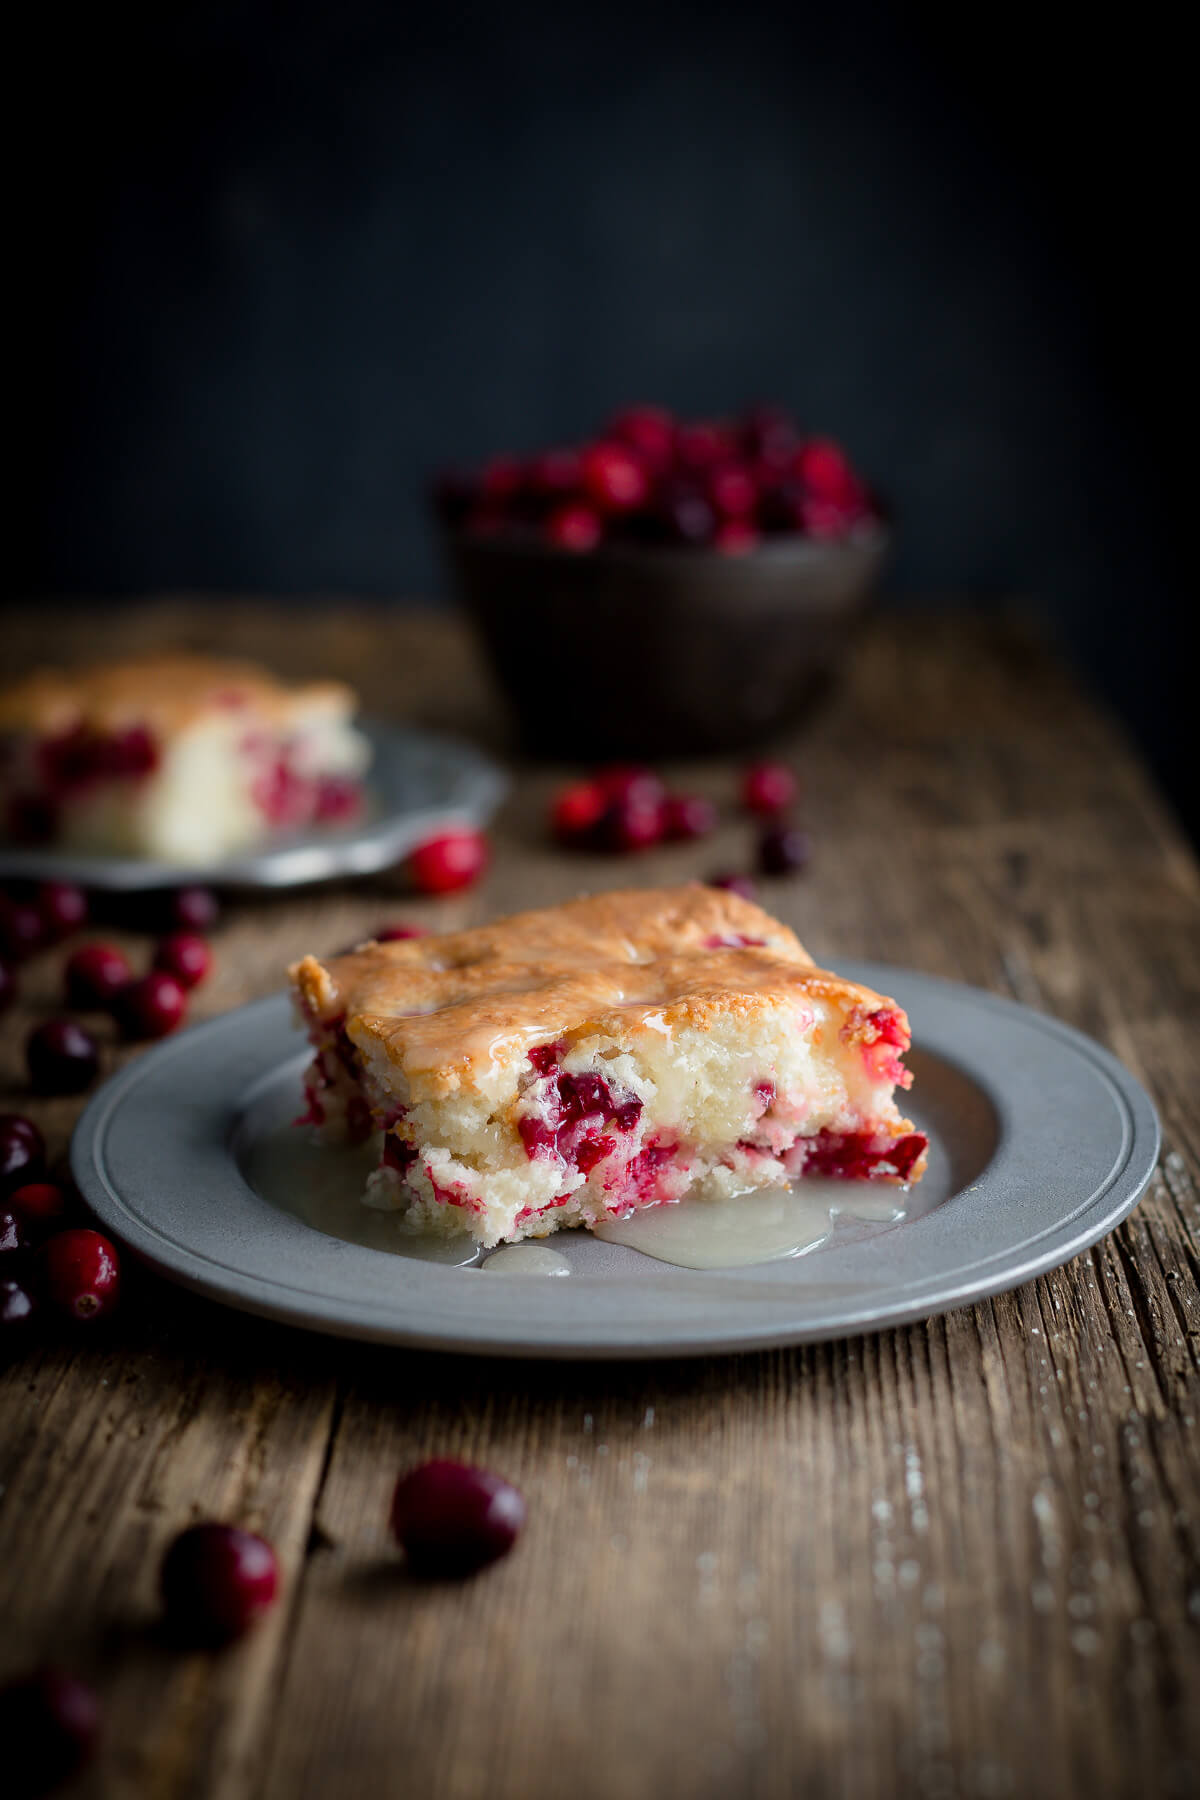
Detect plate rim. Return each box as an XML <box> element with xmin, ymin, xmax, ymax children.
<box><xmin>70</xmin><ymin>963</ymin><xmax>1162</xmax><ymax>1358</ymax></box>
<box><xmin>0</xmin><ymin>720</ymin><xmax>507</xmax><ymax>891</ymax></box>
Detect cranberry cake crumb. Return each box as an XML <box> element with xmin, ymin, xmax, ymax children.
<box><xmin>0</xmin><ymin>653</ymin><xmax>370</xmax><ymax>864</ymax></box>
<box><xmin>288</xmin><ymin>886</ymin><xmax>927</xmax><ymax>1249</ymax></box>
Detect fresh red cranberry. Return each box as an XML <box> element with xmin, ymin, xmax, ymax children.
<box><xmin>153</xmin><ymin>932</ymin><xmax>212</xmax><ymax>989</ymax></box>
<box><xmin>1</xmin><ymin>1275</ymin><xmax>39</xmax><ymax>1341</ymax></box>
<box><xmin>1</xmin><ymin>1209</ymin><xmax>30</xmax><ymax>1258</ymax></box>
<box><xmin>0</xmin><ymin>894</ymin><xmax>47</xmax><ymax>962</ymax></box>
<box><xmin>64</xmin><ymin>942</ymin><xmax>134</xmax><ymax>1009</ymax></box>
<box><xmin>794</xmin><ymin>437</ymin><xmax>859</xmax><ymax>503</ymax></box>
<box><xmin>43</xmin><ymin>1228</ymin><xmax>120</xmax><ymax>1323</ymax></box>
<box><xmin>35</xmin><ymin>880</ymin><xmax>89</xmax><ymax>942</ymax></box>
<box><xmin>0</xmin><ymin>956</ymin><xmax>14</xmax><ymax>1015</ymax></box>
<box><xmin>595</xmin><ymin>794</ymin><xmax>665</xmax><ymax>853</ymax></box>
<box><xmin>706</xmin><ymin>462</ymin><xmax>758</xmax><ymax>518</ymax></box>
<box><xmin>5</xmin><ymin>793</ymin><xmax>57</xmax><ymax>843</ymax></box>
<box><xmin>581</xmin><ymin>442</ymin><xmax>649</xmax><ymax>513</ymax></box>
<box><xmin>409</xmin><ymin>829</ymin><xmax>489</xmax><ymax>895</ymax></box>
<box><xmin>759</xmin><ymin>824</ymin><xmax>812</xmax><ymax>876</ymax></box>
<box><xmin>664</xmin><ymin>794</ymin><xmax>718</xmax><ymax>840</ymax></box>
<box><xmin>169</xmin><ymin>886</ymin><xmax>221</xmax><ymax>931</ymax></box>
<box><xmin>545</xmin><ymin>502</ymin><xmax>602</xmax><ymax>551</ymax></box>
<box><xmin>0</xmin><ymin>1668</ymin><xmax>100</xmax><ymax>1791</ymax></box>
<box><xmin>390</xmin><ymin>1459</ymin><xmax>526</xmax><ymax>1577</ymax></box>
<box><xmin>376</xmin><ymin>923</ymin><xmax>427</xmax><ymax>941</ymax></box>
<box><xmin>552</xmin><ymin>780</ymin><xmax>608</xmax><ymax>845</ymax></box>
<box><xmin>608</xmin><ymin>405</ymin><xmax>675</xmax><ymax>467</ymax></box>
<box><xmin>113</xmin><ymin>971</ymin><xmax>187</xmax><ymax>1041</ymax></box>
<box><xmin>314</xmin><ymin>774</ymin><xmax>363</xmax><ymax>823</ymax></box>
<box><xmin>742</xmin><ymin>761</ymin><xmax>797</xmax><ymax>815</ymax></box>
<box><xmin>714</xmin><ymin>519</ymin><xmax>760</xmax><ymax>554</ymax></box>
<box><xmin>8</xmin><ymin>1182</ymin><xmax>68</xmax><ymax>1233</ymax></box>
<box><xmin>160</xmin><ymin>1522</ymin><xmax>280</xmax><ymax>1645</ymax></box>
<box><xmin>675</xmin><ymin>421</ymin><xmax>732</xmax><ymax>467</ymax></box>
<box><xmin>26</xmin><ymin>1020</ymin><xmax>99</xmax><ymax>1095</ymax></box>
<box><xmin>708</xmin><ymin>872</ymin><xmax>758</xmax><ymax>900</ymax></box>
<box><xmin>1</xmin><ymin>1115</ymin><xmax>45</xmax><ymax>1197</ymax></box>
<box><xmin>429</xmin><ymin>468</ymin><xmax>480</xmax><ymax>525</ymax></box>
<box><xmin>479</xmin><ymin>455</ymin><xmax>525</xmax><ymax>506</ymax></box>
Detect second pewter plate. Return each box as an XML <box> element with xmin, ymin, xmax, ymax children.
<box><xmin>70</xmin><ymin>962</ymin><xmax>1161</xmax><ymax>1358</ymax></box>
<box><xmin>0</xmin><ymin>720</ymin><xmax>507</xmax><ymax>891</ymax></box>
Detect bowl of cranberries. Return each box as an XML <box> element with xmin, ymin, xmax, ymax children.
<box><xmin>431</xmin><ymin>404</ymin><xmax>888</xmax><ymax>758</ymax></box>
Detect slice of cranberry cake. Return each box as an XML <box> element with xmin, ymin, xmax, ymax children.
<box><xmin>288</xmin><ymin>886</ymin><xmax>927</xmax><ymax>1248</ymax></box>
<box><xmin>0</xmin><ymin>653</ymin><xmax>370</xmax><ymax>863</ymax></box>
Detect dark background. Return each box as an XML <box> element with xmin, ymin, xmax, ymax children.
<box><xmin>12</xmin><ymin>1</ymin><xmax>1193</xmax><ymax>837</ymax></box>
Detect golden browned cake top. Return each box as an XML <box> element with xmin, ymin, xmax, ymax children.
<box><xmin>0</xmin><ymin>653</ymin><xmax>355</xmax><ymax>737</ymax></box>
<box><xmin>289</xmin><ymin>886</ymin><xmax>901</xmax><ymax>1099</ymax></box>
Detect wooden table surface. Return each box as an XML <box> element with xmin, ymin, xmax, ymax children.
<box><xmin>1</xmin><ymin>602</ymin><xmax>1197</xmax><ymax>1800</ymax></box>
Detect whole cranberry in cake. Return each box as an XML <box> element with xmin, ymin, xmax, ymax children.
<box><xmin>169</xmin><ymin>886</ymin><xmax>221</xmax><ymax>932</ymax></box>
<box><xmin>390</xmin><ymin>1459</ymin><xmax>526</xmax><ymax>1577</ymax></box>
<box><xmin>663</xmin><ymin>794</ymin><xmax>718</xmax><ymax>841</ymax></box>
<box><xmin>1</xmin><ymin>1114</ymin><xmax>45</xmax><ymax>1197</ymax></box>
<box><xmin>581</xmin><ymin>442</ymin><xmax>649</xmax><ymax>513</ymax></box>
<box><xmin>1</xmin><ymin>1274</ymin><xmax>39</xmax><ymax>1341</ymax></box>
<box><xmin>153</xmin><ymin>932</ymin><xmax>212</xmax><ymax>989</ymax></box>
<box><xmin>0</xmin><ymin>894</ymin><xmax>47</xmax><ymax>963</ymax></box>
<box><xmin>409</xmin><ymin>830</ymin><xmax>489</xmax><ymax>895</ymax></box>
<box><xmin>742</xmin><ymin>761</ymin><xmax>797</xmax><ymax>815</ymax></box>
<box><xmin>0</xmin><ymin>955</ymin><xmax>15</xmax><ymax>1015</ymax></box>
<box><xmin>64</xmin><ymin>942</ymin><xmax>134</xmax><ymax>1009</ymax></box>
<box><xmin>314</xmin><ymin>774</ymin><xmax>363</xmax><ymax>824</ymax></box>
<box><xmin>160</xmin><ymin>1522</ymin><xmax>280</xmax><ymax>1645</ymax></box>
<box><xmin>0</xmin><ymin>1668</ymin><xmax>100</xmax><ymax>1792</ymax></box>
<box><xmin>759</xmin><ymin>824</ymin><xmax>812</xmax><ymax>876</ymax></box>
<box><xmin>8</xmin><ymin>1181</ymin><xmax>68</xmax><ymax>1234</ymax></box>
<box><xmin>35</xmin><ymin>880</ymin><xmax>89</xmax><ymax>941</ymax></box>
<box><xmin>707</xmin><ymin>871</ymin><xmax>758</xmax><ymax>900</ymax></box>
<box><xmin>42</xmin><ymin>1228</ymin><xmax>120</xmax><ymax>1323</ymax></box>
<box><xmin>113</xmin><ymin>971</ymin><xmax>187</xmax><ymax>1041</ymax></box>
<box><xmin>552</xmin><ymin>780</ymin><xmax>608</xmax><ymax>846</ymax></box>
<box><xmin>26</xmin><ymin>1020</ymin><xmax>99</xmax><ymax>1095</ymax></box>
<box><xmin>545</xmin><ymin>503</ymin><xmax>602</xmax><ymax>552</ymax></box>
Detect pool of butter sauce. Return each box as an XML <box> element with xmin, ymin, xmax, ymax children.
<box><xmin>241</xmin><ymin>1121</ymin><xmax>909</xmax><ymax>1275</ymax></box>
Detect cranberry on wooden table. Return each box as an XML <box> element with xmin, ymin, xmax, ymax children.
<box><xmin>742</xmin><ymin>761</ymin><xmax>797</xmax><ymax>815</ymax></box>
<box><xmin>0</xmin><ymin>1667</ymin><xmax>100</xmax><ymax>1795</ymax></box>
<box><xmin>113</xmin><ymin>971</ymin><xmax>187</xmax><ymax>1041</ymax></box>
<box><xmin>159</xmin><ymin>1522</ymin><xmax>280</xmax><ymax>1645</ymax></box>
<box><xmin>408</xmin><ymin>830</ymin><xmax>489</xmax><ymax>895</ymax></box>
<box><xmin>8</xmin><ymin>1182</ymin><xmax>68</xmax><ymax>1234</ymax></box>
<box><xmin>26</xmin><ymin>1020</ymin><xmax>99</xmax><ymax>1095</ymax></box>
<box><xmin>1</xmin><ymin>1115</ymin><xmax>45</xmax><ymax>1196</ymax></box>
<box><xmin>35</xmin><ymin>881</ymin><xmax>89</xmax><ymax>941</ymax></box>
<box><xmin>64</xmin><ymin>943</ymin><xmax>133</xmax><ymax>1009</ymax></box>
<box><xmin>390</xmin><ymin>1459</ymin><xmax>526</xmax><ymax>1577</ymax></box>
<box><xmin>152</xmin><ymin>932</ymin><xmax>212</xmax><ymax>989</ymax></box>
<box><xmin>759</xmin><ymin>824</ymin><xmax>812</xmax><ymax>876</ymax></box>
<box><xmin>663</xmin><ymin>795</ymin><xmax>718</xmax><ymax>841</ymax></box>
<box><xmin>168</xmin><ymin>886</ymin><xmax>221</xmax><ymax>932</ymax></box>
<box><xmin>552</xmin><ymin>781</ymin><xmax>608</xmax><ymax>845</ymax></box>
<box><xmin>42</xmin><ymin>1229</ymin><xmax>120</xmax><ymax>1324</ymax></box>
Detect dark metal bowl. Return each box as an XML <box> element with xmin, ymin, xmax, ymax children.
<box><xmin>443</xmin><ymin>524</ymin><xmax>890</xmax><ymax>759</ymax></box>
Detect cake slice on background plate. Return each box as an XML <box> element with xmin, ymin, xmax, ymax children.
<box><xmin>0</xmin><ymin>653</ymin><xmax>371</xmax><ymax>864</ymax></box>
<box><xmin>289</xmin><ymin>885</ymin><xmax>927</xmax><ymax>1249</ymax></box>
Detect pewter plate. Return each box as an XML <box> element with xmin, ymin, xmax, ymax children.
<box><xmin>70</xmin><ymin>964</ymin><xmax>1161</xmax><ymax>1358</ymax></box>
<box><xmin>0</xmin><ymin>721</ymin><xmax>506</xmax><ymax>890</ymax></box>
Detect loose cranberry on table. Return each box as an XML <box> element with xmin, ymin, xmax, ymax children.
<box><xmin>113</xmin><ymin>971</ymin><xmax>187</xmax><ymax>1041</ymax></box>
<box><xmin>42</xmin><ymin>1228</ymin><xmax>121</xmax><ymax>1323</ymax></box>
<box><xmin>708</xmin><ymin>872</ymin><xmax>758</xmax><ymax>901</ymax></box>
<box><xmin>0</xmin><ymin>893</ymin><xmax>47</xmax><ymax>962</ymax></box>
<box><xmin>8</xmin><ymin>1182</ymin><xmax>68</xmax><ymax>1234</ymax></box>
<box><xmin>26</xmin><ymin>1020</ymin><xmax>100</xmax><ymax>1096</ymax></box>
<box><xmin>390</xmin><ymin>1459</ymin><xmax>526</xmax><ymax>1578</ymax></box>
<box><xmin>0</xmin><ymin>1667</ymin><xmax>100</xmax><ymax>1793</ymax></box>
<box><xmin>759</xmin><ymin>824</ymin><xmax>812</xmax><ymax>876</ymax></box>
<box><xmin>1</xmin><ymin>1114</ymin><xmax>45</xmax><ymax>1196</ymax></box>
<box><xmin>594</xmin><ymin>792</ymin><xmax>665</xmax><ymax>853</ymax></box>
<box><xmin>663</xmin><ymin>794</ymin><xmax>718</xmax><ymax>841</ymax></box>
<box><xmin>63</xmin><ymin>942</ymin><xmax>134</xmax><ymax>1010</ymax></box>
<box><xmin>408</xmin><ymin>829</ymin><xmax>489</xmax><ymax>895</ymax></box>
<box><xmin>168</xmin><ymin>885</ymin><xmax>221</xmax><ymax>932</ymax></box>
<box><xmin>551</xmin><ymin>780</ymin><xmax>608</xmax><ymax>845</ymax></box>
<box><xmin>153</xmin><ymin>932</ymin><xmax>212</xmax><ymax>989</ymax></box>
<box><xmin>160</xmin><ymin>1522</ymin><xmax>280</xmax><ymax>1645</ymax></box>
<box><xmin>35</xmin><ymin>880</ymin><xmax>89</xmax><ymax>942</ymax></box>
<box><xmin>742</xmin><ymin>760</ymin><xmax>797</xmax><ymax>815</ymax></box>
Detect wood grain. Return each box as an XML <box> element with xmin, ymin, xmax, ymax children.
<box><xmin>1</xmin><ymin>602</ymin><xmax>1197</xmax><ymax>1800</ymax></box>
